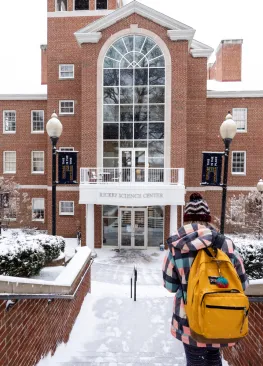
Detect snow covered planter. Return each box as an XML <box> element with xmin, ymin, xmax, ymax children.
<box><xmin>0</xmin><ymin>231</ymin><xmax>66</xmax><ymax>277</ymax></box>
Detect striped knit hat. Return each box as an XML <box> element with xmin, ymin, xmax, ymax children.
<box><xmin>184</xmin><ymin>193</ymin><xmax>211</xmax><ymax>223</ymax></box>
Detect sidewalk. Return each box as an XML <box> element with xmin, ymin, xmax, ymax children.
<box><xmin>37</xmin><ymin>248</ymin><xmax>229</xmax><ymax>365</ymax></box>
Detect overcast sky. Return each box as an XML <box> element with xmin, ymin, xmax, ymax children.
<box><xmin>0</xmin><ymin>0</ymin><xmax>262</xmax><ymax>93</ymax></box>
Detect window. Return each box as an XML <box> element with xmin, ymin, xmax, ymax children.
<box><xmin>232</xmin><ymin>151</ymin><xmax>246</xmax><ymax>175</ymax></box>
<box><xmin>59</xmin><ymin>64</ymin><xmax>74</xmax><ymax>79</ymax></box>
<box><xmin>56</xmin><ymin>0</ymin><xmax>67</xmax><ymax>11</ymax></box>
<box><xmin>232</xmin><ymin>108</ymin><xmax>247</xmax><ymax>132</ymax></box>
<box><xmin>31</xmin><ymin>110</ymin><xmax>44</xmax><ymax>133</ymax></box>
<box><xmin>59</xmin><ymin>147</ymin><xmax>75</xmax><ymax>151</ymax></box>
<box><xmin>97</xmin><ymin>0</ymin><xmax>107</xmax><ymax>9</ymax></box>
<box><xmin>32</xmin><ymin>198</ymin><xmax>45</xmax><ymax>221</ymax></box>
<box><xmin>3</xmin><ymin>111</ymin><xmax>16</xmax><ymax>133</ymax></box>
<box><xmin>59</xmin><ymin>100</ymin><xmax>74</xmax><ymax>115</ymax></box>
<box><xmin>59</xmin><ymin>201</ymin><xmax>74</xmax><ymax>215</ymax></box>
<box><xmin>3</xmin><ymin>152</ymin><xmax>16</xmax><ymax>173</ymax></box>
<box><xmin>75</xmin><ymin>0</ymin><xmax>89</xmax><ymax>10</ymax></box>
<box><xmin>103</xmin><ymin>35</ymin><xmax>165</xmax><ymax>168</ymax></box>
<box><xmin>32</xmin><ymin>151</ymin><xmax>44</xmax><ymax>174</ymax></box>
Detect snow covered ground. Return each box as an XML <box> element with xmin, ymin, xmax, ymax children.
<box><xmin>37</xmin><ymin>248</ymin><xmax>229</xmax><ymax>365</ymax></box>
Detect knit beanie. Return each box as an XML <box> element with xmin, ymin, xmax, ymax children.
<box><xmin>184</xmin><ymin>192</ymin><xmax>211</xmax><ymax>223</ymax></box>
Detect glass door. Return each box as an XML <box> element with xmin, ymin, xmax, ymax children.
<box><xmin>120</xmin><ymin>209</ymin><xmax>132</xmax><ymax>247</ymax></box>
<box><xmin>120</xmin><ymin>149</ymin><xmax>147</xmax><ymax>183</ymax></box>
<box><xmin>120</xmin><ymin>208</ymin><xmax>147</xmax><ymax>248</ymax></box>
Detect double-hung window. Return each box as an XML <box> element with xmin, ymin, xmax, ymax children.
<box><xmin>56</xmin><ymin>0</ymin><xmax>67</xmax><ymax>11</ymax></box>
<box><xmin>32</xmin><ymin>198</ymin><xmax>45</xmax><ymax>221</ymax></box>
<box><xmin>3</xmin><ymin>111</ymin><xmax>16</xmax><ymax>133</ymax></box>
<box><xmin>3</xmin><ymin>151</ymin><xmax>16</xmax><ymax>173</ymax></box>
<box><xmin>59</xmin><ymin>100</ymin><xmax>74</xmax><ymax>115</ymax></box>
<box><xmin>31</xmin><ymin>110</ymin><xmax>44</xmax><ymax>133</ymax></box>
<box><xmin>32</xmin><ymin>151</ymin><xmax>44</xmax><ymax>174</ymax></box>
<box><xmin>96</xmin><ymin>0</ymin><xmax>107</xmax><ymax>9</ymax></box>
<box><xmin>232</xmin><ymin>108</ymin><xmax>247</xmax><ymax>132</ymax></box>
<box><xmin>59</xmin><ymin>201</ymin><xmax>74</xmax><ymax>215</ymax></box>
<box><xmin>59</xmin><ymin>64</ymin><xmax>74</xmax><ymax>79</ymax></box>
<box><xmin>75</xmin><ymin>0</ymin><xmax>89</xmax><ymax>10</ymax></box>
<box><xmin>232</xmin><ymin>151</ymin><xmax>246</xmax><ymax>175</ymax></box>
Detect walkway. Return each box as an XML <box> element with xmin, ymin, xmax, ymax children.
<box><xmin>37</xmin><ymin>248</ymin><xmax>228</xmax><ymax>366</ymax></box>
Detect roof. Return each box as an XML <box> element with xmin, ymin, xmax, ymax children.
<box><xmin>74</xmin><ymin>0</ymin><xmax>213</xmax><ymax>58</ymax></box>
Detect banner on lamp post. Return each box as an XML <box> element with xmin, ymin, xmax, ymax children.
<box><xmin>58</xmin><ymin>152</ymin><xmax>78</xmax><ymax>184</ymax></box>
<box><xmin>201</xmin><ymin>152</ymin><xmax>224</xmax><ymax>186</ymax></box>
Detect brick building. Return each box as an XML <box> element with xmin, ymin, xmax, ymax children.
<box><xmin>1</xmin><ymin>0</ymin><xmax>262</xmax><ymax>249</ymax></box>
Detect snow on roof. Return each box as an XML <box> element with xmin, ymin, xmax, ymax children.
<box><xmin>0</xmin><ymin>84</ymin><xmax>47</xmax><ymax>99</ymax></box>
<box><xmin>207</xmin><ymin>80</ymin><xmax>263</xmax><ymax>98</ymax></box>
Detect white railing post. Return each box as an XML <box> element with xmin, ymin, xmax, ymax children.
<box><xmin>178</xmin><ymin>168</ymin><xmax>184</xmax><ymax>185</ymax></box>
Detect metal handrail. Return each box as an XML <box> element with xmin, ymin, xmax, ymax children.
<box><xmin>0</xmin><ymin>259</ymin><xmax>94</xmax><ymax>301</ymax></box>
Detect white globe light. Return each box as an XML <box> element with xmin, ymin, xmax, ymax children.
<box><xmin>257</xmin><ymin>179</ymin><xmax>263</xmax><ymax>193</ymax></box>
<box><xmin>46</xmin><ymin>112</ymin><xmax>63</xmax><ymax>138</ymax></box>
<box><xmin>220</xmin><ymin>113</ymin><xmax>237</xmax><ymax>140</ymax></box>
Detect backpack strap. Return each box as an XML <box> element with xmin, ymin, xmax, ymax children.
<box><xmin>203</xmin><ymin>233</ymin><xmax>225</xmax><ymax>258</ymax></box>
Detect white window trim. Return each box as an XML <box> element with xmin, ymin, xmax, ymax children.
<box><xmin>232</xmin><ymin>108</ymin><xmax>247</xmax><ymax>133</ymax></box>
<box><xmin>231</xmin><ymin>151</ymin><xmax>246</xmax><ymax>176</ymax></box>
<box><xmin>96</xmin><ymin>0</ymin><xmax>108</xmax><ymax>10</ymax></box>
<box><xmin>31</xmin><ymin>151</ymin><xmax>45</xmax><ymax>175</ymax></box>
<box><xmin>3</xmin><ymin>110</ymin><xmax>16</xmax><ymax>134</ymax></box>
<box><xmin>31</xmin><ymin>110</ymin><xmax>45</xmax><ymax>134</ymax></box>
<box><xmin>32</xmin><ymin>198</ymin><xmax>45</xmax><ymax>222</ymax></box>
<box><xmin>59</xmin><ymin>64</ymin><xmax>75</xmax><ymax>79</ymax></box>
<box><xmin>59</xmin><ymin>201</ymin><xmax>74</xmax><ymax>215</ymax></box>
<box><xmin>59</xmin><ymin>100</ymin><xmax>75</xmax><ymax>115</ymax></box>
<box><xmin>59</xmin><ymin>147</ymin><xmax>75</xmax><ymax>151</ymax></box>
<box><xmin>3</xmin><ymin>151</ymin><xmax>16</xmax><ymax>174</ymax></box>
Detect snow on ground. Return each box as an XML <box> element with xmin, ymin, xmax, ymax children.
<box><xmin>37</xmin><ymin>248</ymin><xmax>229</xmax><ymax>365</ymax></box>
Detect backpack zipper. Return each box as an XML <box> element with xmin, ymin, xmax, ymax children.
<box><xmin>206</xmin><ymin>305</ymin><xmax>245</xmax><ymax>310</ymax></box>
<box><xmin>201</xmin><ymin>289</ymin><xmax>240</xmax><ymax>304</ymax></box>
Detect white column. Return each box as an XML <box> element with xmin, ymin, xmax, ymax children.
<box><xmin>86</xmin><ymin>204</ymin><xmax>95</xmax><ymax>250</ymax></box>
<box><xmin>170</xmin><ymin>205</ymin><xmax>178</xmax><ymax>235</ymax></box>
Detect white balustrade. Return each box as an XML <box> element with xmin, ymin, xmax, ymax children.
<box><xmin>80</xmin><ymin>167</ymin><xmax>184</xmax><ymax>185</ymax></box>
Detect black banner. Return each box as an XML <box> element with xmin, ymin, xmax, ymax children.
<box><xmin>58</xmin><ymin>152</ymin><xmax>78</xmax><ymax>184</ymax></box>
<box><xmin>201</xmin><ymin>152</ymin><xmax>223</xmax><ymax>186</ymax></box>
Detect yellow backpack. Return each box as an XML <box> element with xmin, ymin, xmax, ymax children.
<box><xmin>185</xmin><ymin>236</ymin><xmax>249</xmax><ymax>344</ymax></box>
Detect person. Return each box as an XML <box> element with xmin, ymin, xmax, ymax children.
<box><xmin>77</xmin><ymin>229</ymin><xmax>81</xmax><ymax>246</ymax></box>
<box><xmin>163</xmin><ymin>192</ymin><xmax>249</xmax><ymax>366</ymax></box>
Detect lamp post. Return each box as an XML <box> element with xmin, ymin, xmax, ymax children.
<box><xmin>257</xmin><ymin>179</ymin><xmax>263</xmax><ymax>239</ymax></box>
<box><xmin>46</xmin><ymin>112</ymin><xmax>63</xmax><ymax>236</ymax></box>
<box><xmin>220</xmin><ymin>112</ymin><xmax>237</xmax><ymax>234</ymax></box>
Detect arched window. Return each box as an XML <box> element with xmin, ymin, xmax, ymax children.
<box><xmin>103</xmin><ymin>35</ymin><xmax>165</xmax><ymax>176</ymax></box>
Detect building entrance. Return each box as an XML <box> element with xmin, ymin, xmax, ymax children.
<box><xmin>120</xmin><ymin>148</ymin><xmax>147</xmax><ymax>183</ymax></box>
<box><xmin>119</xmin><ymin>208</ymin><xmax>147</xmax><ymax>248</ymax></box>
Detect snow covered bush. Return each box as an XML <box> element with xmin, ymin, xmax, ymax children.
<box><xmin>0</xmin><ymin>230</ymin><xmax>65</xmax><ymax>277</ymax></box>
<box><xmin>230</xmin><ymin>234</ymin><xmax>263</xmax><ymax>280</ymax></box>
<box><xmin>0</xmin><ymin>239</ymin><xmax>45</xmax><ymax>277</ymax></box>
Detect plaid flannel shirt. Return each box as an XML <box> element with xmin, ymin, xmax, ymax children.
<box><xmin>163</xmin><ymin>223</ymin><xmax>249</xmax><ymax>348</ymax></box>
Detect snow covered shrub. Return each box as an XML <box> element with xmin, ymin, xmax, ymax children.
<box><xmin>0</xmin><ymin>230</ymin><xmax>66</xmax><ymax>277</ymax></box>
<box><xmin>0</xmin><ymin>239</ymin><xmax>45</xmax><ymax>277</ymax></box>
<box><xmin>234</xmin><ymin>239</ymin><xmax>263</xmax><ymax>280</ymax></box>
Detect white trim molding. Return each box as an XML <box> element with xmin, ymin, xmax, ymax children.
<box><xmin>190</xmin><ymin>39</ymin><xmax>214</xmax><ymax>58</ymax></box>
<box><xmin>75</xmin><ymin>0</ymin><xmax>196</xmax><ymax>45</ymax></box>
<box><xmin>186</xmin><ymin>186</ymin><xmax>257</xmax><ymax>192</ymax></box>
<box><xmin>76</xmin><ymin>32</ymin><xmax>102</xmax><ymax>44</ymax></box>
<box><xmin>207</xmin><ymin>90</ymin><xmax>263</xmax><ymax>98</ymax></box>
<box><xmin>167</xmin><ymin>29</ymin><xmax>196</xmax><ymax>42</ymax></box>
<box><xmin>0</xmin><ymin>94</ymin><xmax>47</xmax><ymax>101</ymax></box>
<box><xmin>48</xmin><ymin>10</ymin><xmax>113</xmax><ymax>17</ymax></box>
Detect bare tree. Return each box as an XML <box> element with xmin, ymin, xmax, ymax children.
<box><xmin>0</xmin><ymin>177</ymin><xmax>30</xmax><ymax>234</ymax></box>
<box><xmin>226</xmin><ymin>190</ymin><xmax>263</xmax><ymax>238</ymax></box>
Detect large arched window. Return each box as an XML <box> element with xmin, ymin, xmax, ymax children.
<box><xmin>103</xmin><ymin>35</ymin><xmax>165</xmax><ymax>174</ymax></box>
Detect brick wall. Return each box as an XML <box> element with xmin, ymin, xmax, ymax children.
<box><xmin>223</xmin><ymin>301</ymin><xmax>263</xmax><ymax>366</ymax></box>
<box><xmin>0</xmin><ymin>260</ymin><xmax>91</xmax><ymax>366</ymax></box>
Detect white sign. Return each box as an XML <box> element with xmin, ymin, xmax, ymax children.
<box><xmin>79</xmin><ymin>185</ymin><xmax>185</xmax><ymax>206</ymax></box>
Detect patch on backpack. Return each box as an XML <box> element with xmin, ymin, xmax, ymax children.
<box><xmin>208</xmin><ymin>276</ymin><xmax>220</xmax><ymax>285</ymax></box>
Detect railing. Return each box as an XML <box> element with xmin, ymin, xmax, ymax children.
<box><xmin>80</xmin><ymin>167</ymin><xmax>184</xmax><ymax>185</ymax></box>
